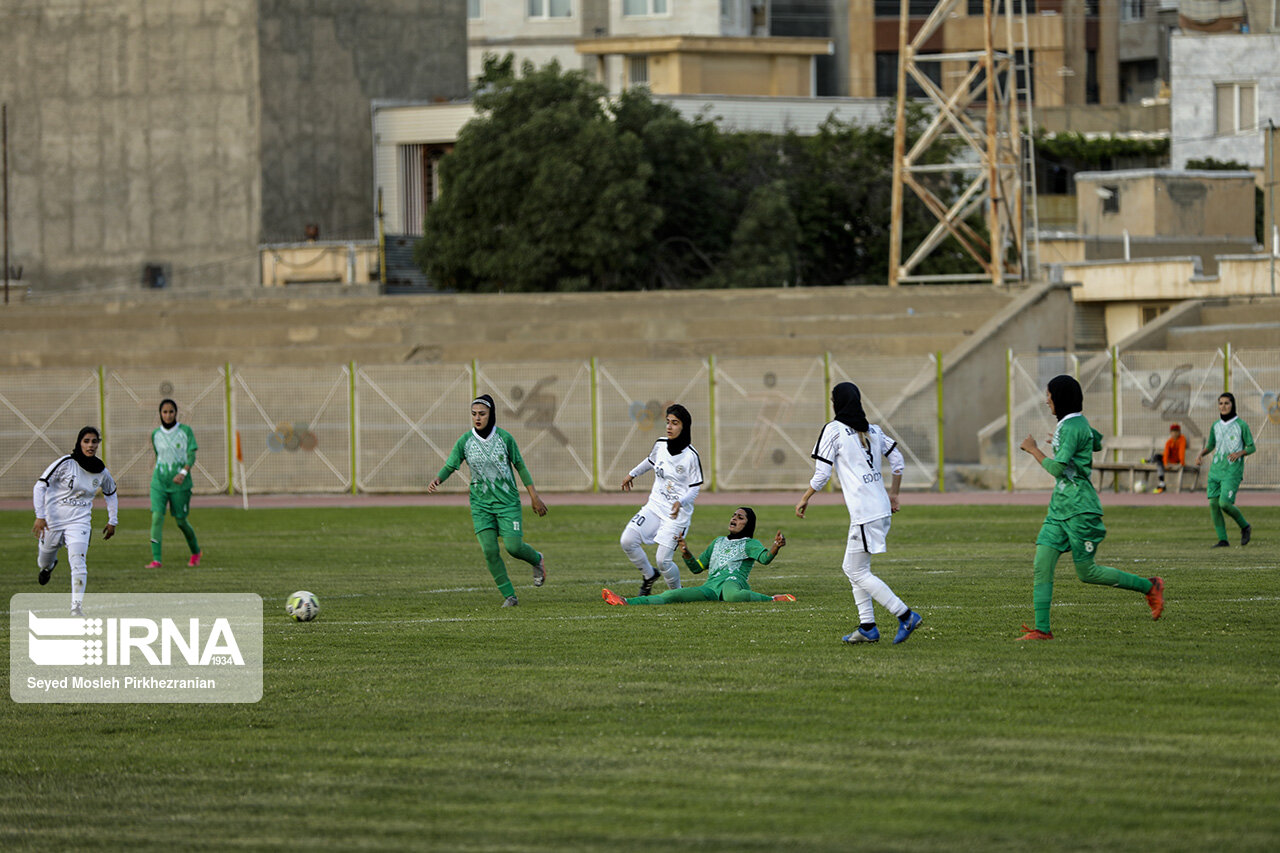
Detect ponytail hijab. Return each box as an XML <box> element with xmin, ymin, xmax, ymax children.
<box><xmin>472</xmin><ymin>395</ymin><xmax>496</xmax><ymax>439</ymax></box>
<box><xmin>71</xmin><ymin>426</ymin><xmax>105</xmax><ymax>474</ymax></box>
<box><xmin>665</xmin><ymin>404</ymin><xmax>692</xmax><ymax>455</ymax></box>
<box><xmin>1047</xmin><ymin>375</ymin><xmax>1083</xmax><ymax>421</ymax></box>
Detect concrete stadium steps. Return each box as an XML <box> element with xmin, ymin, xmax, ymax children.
<box><xmin>0</xmin><ymin>285</ymin><xmax>1019</xmax><ymax>369</ymax></box>
<box><xmin>1165</xmin><ymin>301</ymin><xmax>1280</xmax><ymax>351</ymax></box>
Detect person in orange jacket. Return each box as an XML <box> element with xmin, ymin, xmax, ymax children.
<box><xmin>1152</xmin><ymin>423</ymin><xmax>1187</xmax><ymax>494</ymax></box>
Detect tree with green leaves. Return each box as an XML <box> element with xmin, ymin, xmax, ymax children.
<box><xmin>416</xmin><ymin>56</ymin><xmax>660</xmax><ymax>291</ymax></box>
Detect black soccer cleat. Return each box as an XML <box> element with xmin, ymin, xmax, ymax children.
<box><xmin>638</xmin><ymin>572</ymin><xmax>658</xmax><ymax>597</ymax></box>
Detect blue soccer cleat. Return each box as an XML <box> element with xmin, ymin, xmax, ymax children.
<box><xmin>841</xmin><ymin>626</ymin><xmax>880</xmax><ymax>644</ymax></box>
<box><xmin>893</xmin><ymin>611</ymin><xmax>923</xmax><ymax>645</ymax></box>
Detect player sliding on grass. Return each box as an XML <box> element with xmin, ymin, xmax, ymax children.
<box><xmin>602</xmin><ymin>507</ymin><xmax>794</xmax><ymax>606</ymax></box>
<box><xmin>796</xmin><ymin>382</ymin><xmax>923</xmax><ymax>646</ymax></box>
<box><xmin>1017</xmin><ymin>375</ymin><xmax>1164</xmax><ymax>640</ymax></box>
<box><xmin>619</xmin><ymin>403</ymin><xmax>703</xmax><ymax>596</ymax></box>
<box><xmin>429</xmin><ymin>394</ymin><xmax>548</xmax><ymax>608</ymax></box>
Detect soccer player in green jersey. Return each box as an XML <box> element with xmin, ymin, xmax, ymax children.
<box><xmin>428</xmin><ymin>394</ymin><xmax>548</xmax><ymax>607</ymax></box>
<box><xmin>146</xmin><ymin>399</ymin><xmax>201</xmax><ymax>568</ymax></box>
<box><xmin>1016</xmin><ymin>375</ymin><xmax>1164</xmax><ymax>640</ymax></box>
<box><xmin>1195</xmin><ymin>392</ymin><xmax>1255</xmax><ymax>548</ymax></box>
<box><xmin>601</xmin><ymin>507</ymin><xmax>795</xmax><ymax>606</ymax></box>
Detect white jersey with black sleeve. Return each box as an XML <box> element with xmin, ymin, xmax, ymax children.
<box><xmin>809</xmin><ymin>421</ymin><xmax>905</xmax><ymax>524</ymax></box>
<box><xmin>33</xmin><ymin>456</ymin><xmax>119</xmax><ymax>530</ymax></box>
<box><xmin>629</xmin><ymin>439</ymin><xmax>704</xmax><ymax>529</ymax></box>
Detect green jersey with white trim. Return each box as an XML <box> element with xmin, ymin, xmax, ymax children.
<box><xmin>683</xmin><ymin>535</ymin><xmax>774</xmax><ymax>587</ymax></box>
<box><xmin>437</xmin><ymin>427</ymin><xmax>534</xmax><ymax>513</ymax></box>
<box><xmin>151</xmin><ymin>423</ymin><xmax>197</xmax><ymax>489</ymax></box>
<box><xmin>1043</xmin><ymin>413</ymin><xmax>1103</xmax><ymax>520</ymax></box>
<box><xmin>1204</xmin><ymin>416</ymin><xmax>1254</xmax><ymax>481</ymax></box>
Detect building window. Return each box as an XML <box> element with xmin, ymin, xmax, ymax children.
<box><xmin>528</xmin><ymin>0</ymin><xmax>571</xmax><ymax>19</ymax></box>
<box><xmin>1215</xmin><ymin>82</ymin><xmax>1257</xmax><ymax>135</ymax></box>
<box><xmin>875</xmin><ymin>52</ymin><xmax>941</xmax><ymax>98</ymax></box>
<box><xmin>629</xmin><ymin>55</ymin><xmax>650</xmax><ymax>86</ymax></box>
<box><xmin>468</xmin><ymin>0</ymin><xmax>481</xmax><ymax>19</ymax></box>
<box><xmin>1120</xmin><ymin>0</ymin><xmax>1143</xmax><ymax>20</ymax></box>
<box><xmin>965</xmin><ymin>0</ymin><xmax>1036</xmax><ymax>13</ymax></box>
<box><xmin>624</xmin><ymin>0</ymin><xmax>668</xmax><ymax>14</ymax></box>
<box><xmin>1100</xmin><ymin>185</ymin><xmax>1119</xmax><ymax>214</ymax></box>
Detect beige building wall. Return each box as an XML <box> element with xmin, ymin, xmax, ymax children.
<box><xmin>1074</xmin><ymin>171</ymin><xmax>1256</xmax><ymax>238</ymax></box>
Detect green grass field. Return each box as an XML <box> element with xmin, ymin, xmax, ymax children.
<box><xmin>3</xmin><ymin>502</ymin><xmax>1278</xmax><ymax>851</ymax></box>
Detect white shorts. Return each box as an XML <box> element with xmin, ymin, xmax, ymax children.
<box><xmin>39</xmin><ymin>523</ymin><xmax>90</xmax><ymax>556</ymax></box>
<box><xmin>844</xmin><ymin>516</ymin><xmax>891</xmax><ymax>556</ymax></box>
<box><xmin>625</xmin><ymin>507</ymin><xmax>688</xmax><ymax>550</ymax></box>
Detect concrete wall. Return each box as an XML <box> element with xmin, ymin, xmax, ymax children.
<box><xmin>1074</xmin><ymin>170</ymin><xmax>1256</xmax><ymax>238</ymax></box>
<box><xmin>0</xmin><ymin>0</ymin><xmax>466</xmax><ymax>295</ymax></box>
<box><xmin>0</xmin><ymin>0</ymin><xmax>262</xmax><ymax>293</ymax></box>
<box><xmin>1170</xmin><ymin>32</ymin><xmax>1280</xmax><ymax>169</ymax></box>
<box><xmin>256</xmin><ymin>0</ymin><xmax>468</xmax><ymax>244</ymax></box>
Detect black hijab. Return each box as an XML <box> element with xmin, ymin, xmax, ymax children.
<box><xmin>1219</xmin><ymin>392</ymin><xmax>1237</xmax><ymax>421</ymax></box>
<box><xmin>832</xmin><ymin>382</ymin><xmax>869</xmax><ymax>432</ymax></box>
<box><xmin>472</xmin><ymin>394</ymin><xmax>496</xmax><ymax>439</ymax></box>
<box><xmin>71</xmin><ymin>426</ymin><xmax>105</xmax><ymax>474</ymax></box>
<box><xmin>1047</xmin><ymin>375</ymin><xmax>1083</xmax><ymax>421</ymax></box>
<box><xmin>665</xmin><ymin>404</ymin><xmax>692</xmax><ymax>455</ymax></box>
<box><xmin>728</xmin><ymin>506</ymin><xmax>757</xmax><ymax>540</ymax></box>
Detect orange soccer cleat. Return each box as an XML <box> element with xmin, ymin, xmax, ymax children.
<box><xmin>1016</xmin><ymin>624</ymin><xmax>1054</xmax><ymax>641</ymax></box>
<box><xmin>188</xmin><ymin>552</ymin><xmax>202</xmax><ymax>568</ymax></box>
<box><xmin>144</xmin><ymin>561</ymin><xmax>162</xmax><ymax>569</ymax></box>
<box><xmin>601</xmin><ymin>588</ymin><xmax>627</xmax><ymax>606</ymax></box>
<box><xmin>1145</xmin><ymin>576</ymin><xmax>1165</xmax><ymax>620</ymax></box>
<box><xmin>772</xmin><ymin>594</ymin><xmax>796</xmax><ymax>602</ymax></box>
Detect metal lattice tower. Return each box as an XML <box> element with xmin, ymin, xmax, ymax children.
<box><xmin>887</xmin><ymin>0</ymin><xmax>1040</xmax><ymax>286</ymax></box>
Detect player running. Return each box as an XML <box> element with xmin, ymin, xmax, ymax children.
<box><xmin>429</xmin><ymin>394</ymin><xmax>548</xmax><ymax>607</ymax></box>
<box><xmin>619</xmin><ymin>403</ymin><xmax>703</xmax><ymax>596</ymax></box>
<box><xmin>602</xmin><ymin>507</ymin><xmax>794</xmax><ymax>606</ymax></box>
<box><xmin>32</xmin><ymin>426</ymin><xmax>119</xmax><ymax>616</ymax></box>
<box><xmin>146</xmin><ymin>398</ymin><xmax>202</xmax><ymax>568</ymax></box>
<box><xmin>1016</xmin><ymin>375</ymin><xmax>1164</xmax><ymax>640</ymax></box>
<box><xmin>796</xmin><ymin>382</ymin><xmax>923</xmax><ymax>646</ymax></box>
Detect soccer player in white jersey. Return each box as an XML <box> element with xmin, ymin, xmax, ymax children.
<box><xmin>32</xmin><ymin>426</ymin><xmax>119</xmax><ymax>616</ymax></box>
<box><xmin>796</xmin><ymin>382</ymin><xmax>923</xmax><ymax>645</ymax></box>
<box><xmin>620</xmin><ymin>404</ymin><xmax>703</xmax><ymax>596</ymax></box>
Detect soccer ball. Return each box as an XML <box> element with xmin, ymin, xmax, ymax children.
<box><xmin>1133</xmin><ymin>480</ymin><xmax>1146</xmax><ymax>494</ymax></box>
<box><xmin>286</xmin><ymin>590</ymin><xmax>319</xmax><ymax>622</ymax></box>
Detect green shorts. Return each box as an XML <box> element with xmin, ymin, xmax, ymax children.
<box><xmin>151</xmin><ymin>484</ymin><xmax>193</xmax><ymax>519</ymax></box>
<box><xmin>470</xmin><ymin>503</ymin><xmax>524</xmax><ymax>538</ymax></box>
<box><xmin>1206</xmin><ymin>474</ymin><xmax>1243</xmax><ymax>503</ymax></box>
<box><xmin>1036</xmin><ymin>513</ymin><xmax>1107</xmax><ymax>563</ymax></box>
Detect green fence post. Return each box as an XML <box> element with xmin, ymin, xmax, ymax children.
<box><xmin>471</xmin><ymin>359</ymin><xmax>478</xmax><ymax>399</ymax></box>
<box><xmin>349</xmin><ymin>361</ymin><xmax>358</xmax><ymax>495</ymax></box>
<box><xmin>225</xmin><ymin>362</ymin><xmax>234</xmax><ymax>496</ymax></box>
<box><xmin>1111</xmin><ymin>346</ymin><xmax>1121</xmax><ymax>492</ymax></box>
<box><xmin>935</xmin><ymin>351</ymin><xmax>944</xmax><ymax>493</ymax></box>
<box><xmin>98</xmin><ymin>366</ymin><xmax>106</xmax><ymax>467</ymax></box>
<box><xmin>590</xmin><ymin>356</ymin><xmax>599</xmax><ymax>493</ymax></box>
<box><xmin>1224</xmin><ymin>343</ymin><xmax>1231</xmax><ymax>392</ymax></box>
<box><xmin>1005</xmin><ymin>349</ymin><xmax>1013</xmax><ymax>492</ymax></box>
<box><xmin>708</xmin><ymin>354</ymin><xmax>717</xmax><ymax>492</ymax></box>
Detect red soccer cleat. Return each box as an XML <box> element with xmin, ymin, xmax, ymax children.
<box><xmin>772</xmin><ymin>594</ymin><xmax>797</xmax><ymax>602</ymax></box>
<box><xmin>601</xmin><ymin>588</ymin><xmax>627</xmax><ymax>606</ymax></box>
<box><xmin>188</xmin><ymin>552</ymin><xmax>202</xmax><ymax>568</ymax></box>
<box><xmin>1145</xmin><ymin>576</ymin><xmax>1164</xmax><ymax>620</ymax></box>
<box><xmin>1016</xmin><ymin>623</ymin><xmax>1054</xmax><ymax>641</ymax></box>
<box><xmin>144</xmin><ymin>561</ymin><xmax>162</xmax><ymax>569</ymax></box>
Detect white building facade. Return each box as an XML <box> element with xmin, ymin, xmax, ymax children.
<box><xmin>1170</xmin><ymin>32</ymin><xmax>1280</xmax><ymax>168</ymax></box>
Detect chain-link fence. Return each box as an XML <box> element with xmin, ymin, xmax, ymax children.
<box><xmin>3</xmin><ymin>349</ymin><xmax>1273</xmax><ymax>497</ymax></box>
<box><xmin>999</xmin><ymin>347</ymin><xmax>1277</xmax><ymax>491</ymax></box>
